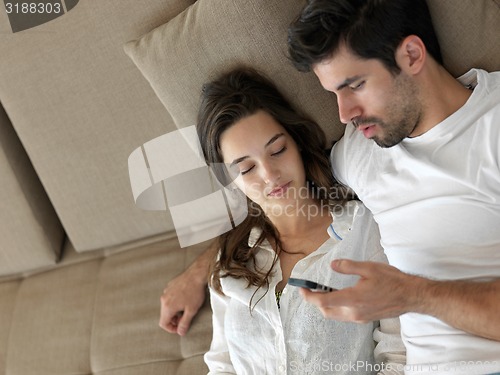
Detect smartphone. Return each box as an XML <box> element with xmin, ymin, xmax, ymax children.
<box><xmin>287</xmin><ymin>277</ymin><xmax>336</xmax><ymax>292</ymax></box>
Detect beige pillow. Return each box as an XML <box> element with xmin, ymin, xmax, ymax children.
<box><xmin>427</xmin><ymin>0</ymin><xmax>500</xmax><ymax>77</ymax></box>
<box><xmin>124</xmin><ymin>0</ymin><xmax>500</xmax><ymax>144</ymax></box>
<box><xmin>123</xmin><ymin>0</ymin><xmax>344</xmax><ymax>143</ymax></box>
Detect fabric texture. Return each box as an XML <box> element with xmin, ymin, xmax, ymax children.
<box><xmin>205</xmin><ymin>201</ymin><xmax>405</xmax><ymax>375</ymax></box>
<box><xmin>0</xmin><ymin>281</ymin><xmax>19</xmax><ymax>371</ymax></box>
<box><xmin>6</xmin><ymin>259</ymin><xmax>100</xmax><ymax>374</ymax></box>
<box><xmin>0</xmin><ymin>103</ymin><xmax>64</xmax><ymax>276</ymax></box>
<box><xmin>123</xmin><ymin>0</ymin><xmax>344</xmax><ymax>142</ymax></box>
<box><xmin>1</xmin><ymin>237</ymin><xmax>211</xmax><ymax>375</ymax></box>
<box><xmin>0</xmin><ymin>0</ymin><xmax>196</xmax><ymax>252</ymax></box>
<box><xmin>331</xmin><ymin>69</ymin><xmax>500</xmax><ymax>375</ymax></box>
<box><xmin>427</xmin><ymin>0</ymin><xmax>500</xmax><ymax>77</ymax></box>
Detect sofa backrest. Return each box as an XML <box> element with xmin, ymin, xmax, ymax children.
<box><xmin>0</xmin><ymin>103</ymin><xmax>64</xmax><ymax>275</ymax></box>
<box><xmin>0</xmin><ymin>0</ymin><xmax>195</xmax><ymax>261</ymax></box>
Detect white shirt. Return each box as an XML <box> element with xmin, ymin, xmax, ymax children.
<box><xmin>331</xmin><ymin>69</ymin><xmax>500</xmax><ymax>375</ymax></box>
<box><xmin>205</xmin><ymin>201</ymin><xmax>405</xmax><ymax>375</ymax></box>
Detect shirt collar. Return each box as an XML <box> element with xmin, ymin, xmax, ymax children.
<box><xmin>248</xmin><ymin>227</ymin><xmax>273</xmax><ymax>251</ymax></box>
<box><xmin>247</xmin><ymin>200</ymin><xmax>360</xmax><ymax>249</ymax></box>
<box><xmin>327</xmin><ymin>200</ymin><xmax>359</xmax><ymax>242</ymax></box>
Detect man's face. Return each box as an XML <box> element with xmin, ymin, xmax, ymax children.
<box><xmin>312</xmin><ymin>45</ymin><xmax>422</xmax><ymax>148</ymax></box>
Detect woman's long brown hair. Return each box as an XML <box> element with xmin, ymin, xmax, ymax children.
<box><xmin>196</xmin><ymin>67</ymin><xmax>348</xmax><ymax>309</ymax></box>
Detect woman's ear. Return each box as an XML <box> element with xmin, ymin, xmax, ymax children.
<box><xmin>395</xmin><ymin>35</ymin><xmax>426</xmax><ymax>75</ymax></box>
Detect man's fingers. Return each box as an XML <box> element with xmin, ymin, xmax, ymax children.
<box><xmin>159</xmin><ymin>312</ymin><xmax>177</xmax><ymax>332</ymax></box>
<box><xmin>177</xmin><ymin>309</ymin><xmax>196</xmax><ymax>336</ymax></box>
<box><xmin>299</xmin><ymin>287</ymin><xmax>319</xmax><ymax>302</ymax></box>
<box><xmin>161</xmin><ymin>311</ymin><xmax>184</xmax><ymax>334</ymax></box>
<box><xmin>299</xmin><ymin>288</ymin><xmax>367</xmax><ymax>322</ymax></box>
<box><xmin>331</xmin><ymin>259</ymin><xmax>372</xmax><ymax>277</ymax></box>
<box><xmin>164</xmin><ymin>323</ymin><xmax>179</xmax><ymax>334</ymax></box>
<box><xmin>299</xmin><ymin>288</ymin><xmax>337</xmax><ymax>307</ymax></box>
<box><xmin>299</xmin><ymin>288</ymin><xmax>344</xmax><ymax>319</ymax></box>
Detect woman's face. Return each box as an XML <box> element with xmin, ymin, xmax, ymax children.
<box><xmin>219</xmin><ymin>110</ymin><xmax>307</xmax><ymax>214</ymax></box>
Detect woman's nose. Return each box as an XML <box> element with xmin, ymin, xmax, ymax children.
<box><xmin>261</xmin><ymin>162</ymin><xmax>280</xmax><ymax>184</ymax></box>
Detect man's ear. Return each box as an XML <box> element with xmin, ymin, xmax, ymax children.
<box><xmin>396</xmin><ymin>35</ymin><xmax>426</xmax><ymax>75</ymax></box>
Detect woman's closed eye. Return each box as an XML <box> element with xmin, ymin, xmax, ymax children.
<box><xmin>241</xmin><ymin>165</ymin><xmax>255</xmax><ymax>175</ymax></box>
<box><xmin>271</xmin><ymin>146</ymin><xmax>287</xmax><ymax>156</ymax></box>
<box><xmin>239</xmin><ymin>145</ymin><xmax>286</xmax><ymax>175</ymax></box>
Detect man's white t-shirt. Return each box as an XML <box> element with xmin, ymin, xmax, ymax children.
<box><xmin>331</xmin><ymin>69</ymin><xmax>500</xmax><ymax>375</ymax></box>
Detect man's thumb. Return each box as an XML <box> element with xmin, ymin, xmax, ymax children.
<box><xmin>177</xmin><ymin>309</ymin><xmax>195</xmax><ymax>336</ymax></box>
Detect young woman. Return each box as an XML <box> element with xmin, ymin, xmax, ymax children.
<box><xmin>197</xmin><ymin>68</ymin><xmax>404</xmax><ymax>375</ymax></box>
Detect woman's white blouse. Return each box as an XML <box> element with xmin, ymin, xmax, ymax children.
<box><xmin>205</xmin><ymin>201</ymin><xmax>405</xmax><ymax>375</ymax></box>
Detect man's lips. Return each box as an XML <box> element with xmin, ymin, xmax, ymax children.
<box><xmin>357</xmin><ymin>123</ymin><xmax>377</xmax><ymax>139</ymax></box>
<box><xmin>268</xmin><ymin>182</ymin><xmax>291</xmax><ymax>197</ymax></box>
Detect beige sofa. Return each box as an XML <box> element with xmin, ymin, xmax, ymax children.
<box><xmin>0</xmin><ymin>0</ymin><xmax>498</xmax><ymax>374</ymax></box>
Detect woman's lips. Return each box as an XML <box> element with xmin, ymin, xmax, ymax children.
<box><xmin>268</xmin><ymin>182</ymin><xmax>291</xmax><ymax>197</ymax></box>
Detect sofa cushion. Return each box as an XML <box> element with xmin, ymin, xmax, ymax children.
<box><xmin>125</xmin><ymin>0</ymin><xmax>500</xmax><ymax>146</ymax></box>
<box><xmin>124</xmin><ymin>0</ymin><xmax>343</xmax><ymax>142</ymax></box>
<box><xmin>0</xmin><ymin>0</ymin><xmax>196</xmax><ymax>252</ymax></box>
<box><xmin>91</xmin><ymin>239</ymin><xmax>211</xmax><ymax>374</ymax></box>
<box><xmin>2</xmin><ymin>238</ymin><xmax>211</xmax><ymax>375</ymax></box>
<box><xmin>0</xmin><ymin>280</ymin><xmax>20</xmax><ymax>372</ymax></box>
<box><xmin>0</xmin><ymin>103</ymin><xmax>64</xmax><ymax>276</ymax></box>
<box><xmin>5</xmin><ymin>259</ymin><xmax>101</xmax><ymax>375</ymax></box>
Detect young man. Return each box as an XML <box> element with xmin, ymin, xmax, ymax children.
<box><xmin>287</xmin><ymin>0</ymin><xmax>500</xmax><ymax>373</ymax></box>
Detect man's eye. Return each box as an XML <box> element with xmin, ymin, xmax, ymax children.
<box><xmin>350</xmin><ymin>81</ymin><xmax>365</xmax><ymax>90</ymax></box>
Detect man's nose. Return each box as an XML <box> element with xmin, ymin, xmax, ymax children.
<box><xmin>337</xmin><ymin>94</ymin><xmax>361</xmax><ymax>125</ymax></box>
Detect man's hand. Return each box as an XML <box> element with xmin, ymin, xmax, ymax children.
<box><xmin>300</xmin><ymin>259</ymin><xmax>417</xmax><ymax>323</ymax></box>
<box><xmin>300</xmin><ymin>259</ymin><xmax>500</xmax><ymax>340</ymax></box>
<box><xmin>159</xmin><ymin>270</ymin><xmax>207</xmax><ymax>336</ymax></box>
<box><xmin>159</xmin><ymin>243</ymin><xmax>216</xmax><ymax>336</ymax></box>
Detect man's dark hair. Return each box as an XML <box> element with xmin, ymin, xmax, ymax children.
<box><xmin>288</xmin><ymin>0</ymin><xmax>443</xmax><ymax>73</ymax></box>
